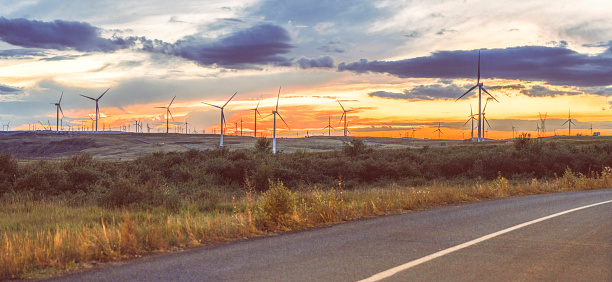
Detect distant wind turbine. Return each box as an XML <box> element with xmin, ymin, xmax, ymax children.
<box><xmin>272</xmin><ymin>87</ymin><xmax>290</xmax><ymax>154</ymax></box>
<box><xmin>337</xmin><ymin>99</ymin><xmax>353</xmax><ymax>136</ymax></box>
<box><xmin>79</xmin><ymin>88</ymin><xmax>109</xmax><ymax>132</ymax></box>
<box><xmin>511</xmin><ymin>124</ymin><xmax>517</xmax><ymax>139</ymax></box>
<box><xmin>51</xmin><ymin>92</ymin><xmax>64</xmax><ymax>132</ymax></box>
<box><xmin>455</xmin><ymin>51</ymin><xmax>498</xmax><ymax>142</ymax></box>
<box><xmin>323</xmin><ymin>116</ymin><xmax>335</xmax><ymax>136</ymax></box>
<box><xmin>155</xmin><ymin>96</ymin><xmax>176</xmax><ymax>134</ymax></box>
<box><xmin>562</xmin><ymin>109</ymin><xmax>576</xmax><ymax>136</ymax></box>
<box><xmin>203</xmin><ymin>92</ymin><xmax>237</xmax><ymax>147</ymax></box>
<box><xmin>250</xmin><ymin>95</ymin><xmax>264</xmax><ymax>138</ymax></box>
<box><xmin>539</xmin><ymin>112</ymin><xmax>548</xmax><ymax>136</ymax></box>
<box><xmin>433</xmin><ymin>122</ymin><xmax>443</xmax><ymax>139</ymax></box>
<box><xmin>463</xmin><ymin>104</ymin><xmax>477</xmax><ymax>140</ymax></box>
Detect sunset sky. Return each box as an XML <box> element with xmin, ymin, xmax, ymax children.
<box><xmin>2</xmin><ymin>0</ymin><xmax>612</xmax><ymax>139</ymax></box>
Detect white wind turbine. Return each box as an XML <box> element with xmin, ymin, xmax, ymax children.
<box><xmin>203</xmin><ymin>92</ymin><xmax>237</xmax><ymax>147</ymax></box>
<box><xmin>272</xmin><ymin>86</ymin><xmax>290</xmax><ymax>154</ymax></box>
<box><xmin>250</xmin><ymin>95</ymin><xmax>264</xmax><ymax>138</ymax></box>
<box><xmin>337</xmin><ymin>99</ymin><xmax>353</xmax><ymax>136</ymax></box>
<box><xmin>455</xmin><ymin>51</ymin><xmax>498</xmax><ymax>142</ymax></box>
<box><xmin>52</xmin><ymin>92</ymin><xmax>64</xmax><ymax>132</ymax></box>
<box><xmin>79</xmin><ymin>88</ymin><xmax>109</xmax><ymax>132</ymax></box>
<box><xmin>562</xmin><ymin>109</ymin><xmax>576</xmax><ymax>136</ymax></box>
<box><xmin>155</xmin><ymin>96</ymin><xmax>176</xmax><ymax>134</ymax></box>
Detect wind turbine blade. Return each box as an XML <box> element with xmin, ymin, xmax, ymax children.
<box><xmin>481</xmin><ymin>87</ymin><xmax>498</xmax><ymax>102</ymax></box>
<box><xmin>562</xmin><ymin>120</ymin><xmax>569</xmax><ymax>126</ymax></box>
<box><xmin>477</xmin><ymin>50</ymin><xmax>481</xmax><ymax>84</ymax></box>
<box><xmin>154</xmin><ymin>106</ymin><xmax>167</xmax><ymax>109</ymax></box>
<box><xmin>255</xmin><ymin>95</ymin><xmax>262</xmax><ymax>110</ymax></box>
<box><xmin>98</xmin><ymin>88</ymin><xmax>110</xmax><ymax>100</ymax></box>
<box><xmin>256</xmin><ymin>109</ymin><xmax>264</xmax><ymax>119</ymax></box>
<box><xmin>222</xmin><ymin>92</ymin><xmax>237</xmax><ymax>108</ymax></box>
<box><xmin>169</xmin><ymin>109</ymin><xmax>174</xmax><ymax>121</ymax></box>
<box><xmin>463</xmin><ymin>119</ymin><xmax>471</xmax><ymax>126</ymax></box>
<box><xmin>276</xmin><ymin>87</ymin><xmax>281</xmax><ymax>111</ymax></box>
<box><xmin>485</xmin><ymin>117</ymin><xmax>491</xmax><ymax>129</ymax></box>
<box><xmin>455</xmin><ymin>85</ymin><xmax>478</xmax><ymax>101</ymax></box>
<box><xmin>262</xmin><ymin>113</ymin><xmax>273</xmax><ymax>119</ymax></box>
<box><xmin>483</xmin><ymin>99</ymin><xmax>489</xmax><ymax>112</ymax></box>
<box><xmin>339</xmin><ymin>112</ymin><xmax>346</xmax><ymax>122</ymax></box>
<box><xmin>59</xmin><ymin>106</ymin><xmax>64</xmax><ymax>117</ymax></box>
<box><xmin>80</xmin><ymin>94</ymin><xmax>96</xmax><ymax>100</ymax></box>
<box><xmin>202</xmin><ymin>102</ymin><xmax>222</xmax><ymax>109</ymax></box>
<box><xmin>570</xmin><ymin>120</ymin><xmax>576</xmax><ymax>126</ymax></box>
<box><xmin>168</xmin><ymin>95</ymin><xmax>176</xmax><ymax>107</ymax></box>
<box><xmin>59</xmin><ymin>92</ymin><xmax>63</xmax><ymax>103</ymax></box>
<box><xmin>277</xmin><ymin>112</ymin><xmax>290</xmax><ymax>130</ymax></box>
<box><xmin>470</xmin><ymin>104</ymin><xmax>473</xmax><ymax>116</ymax></box>
<box><xmin>337</xmin><ymin>99</ymin><xmax>345</xmax><ymax>111</ymax></box>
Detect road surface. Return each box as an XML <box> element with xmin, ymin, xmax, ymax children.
<box><xmin>50</xmin><ymin>189</ymin><xmax>612</xmax><ymax>281</ymax></box>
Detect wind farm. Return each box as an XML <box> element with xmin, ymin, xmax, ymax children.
<box><xmin>3</xmin><ymin>2</ymin><xmax>612</xmax><ymax>280</ymax></box>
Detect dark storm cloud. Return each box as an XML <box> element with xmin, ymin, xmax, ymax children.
<box><xmin>0</xmin><ymin>17</ymin><xmax>137</xmax><ymax>52</ymax></box>
<box><xmin>368</xmin><ymin>84</ymin><xmax>464</xmax><ymax>101</ymax></box>
<box><xmin>338</xmin><ymin>46</ymin><xmax>612</xmax><ymax>87</ymax></box>
<box><xmin>142</xmin><ymin>24</ymin><xmax>294</xmax><ymax>69</ymax></box>
<box><xmin>488</xmin><ymin>84</ymin><xmax>526</xmax><ymax>90</ymax></box>
<box><xmin>520</xmin><ymin>85</ymin><xmax>582</xmax><ymax>97</ymax></box>
<box><xmin>296</xmin><ymin>56</ymin><xmax>334</xmax><ymax>69</ymax></box>
<box><xmin>0</xmin><ymin>48</ymin><xmax>46</xmax><ymax>58</ymax></box>
<box><xmin>0</xmin><ymin>84</ymin><xmax>21</xmax><ymax>93</ymax></box>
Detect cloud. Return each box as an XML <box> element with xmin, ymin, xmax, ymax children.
<box><xmin>0</xmin><ymin>48</ymin><xmax>46</xmax><ymax>58</ymax></box>
<box><xmin>317</xmin><ymin>41</ymin><xmax>345</xmax><ymax>53</ymax></box>
<box><xmin>0</xmin><ymin>84</ymin><xmax>21</xmax><ymax>93</ymax></box>
<box><xmin>143</xmin><ymin>24</ymin><xmax>294</xmax><ymax>69</ymax></box>
<box><xmin>338</xmin><ymin>46</ymin><xmax>612</xmax><ymax>87</ymax></box>
<box><xmin>0</xmin><ymin>17</ymin><xmax>138</xmax><ymax>52</ymax></box>
<box><xmin>520</xmin><ymin>85</ymin><xmax>582</xmax><ymax>97</ymax></box>
<box><xmin>39</xmin><ymin>54</ymin><xmax>88</xmax><ymax>61</ymax></box>
<box><xmin>296</xmin><ymin>56</ymin><xmax>334</xmax><ymax>69</ymax></box>
<box><xmin>368</xmin><ymin>84</ymin><xmax>465</xmax><ymax>101</ymax></box>
<box><xmin>488</xmin><ymin>84</ymin><xmax>526</xmax><ymax>90</ymax></box>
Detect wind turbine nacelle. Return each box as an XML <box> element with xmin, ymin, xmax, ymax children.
<box><xmin>477</xmin><ymin>83</ymin><xmax>483</xmax><ymax>87</ymax></box>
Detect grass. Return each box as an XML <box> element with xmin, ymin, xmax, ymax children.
<box><xmin>2</xmin><ymin>166</ymin><xmax>611</xmax><ymax>279</ymax></box>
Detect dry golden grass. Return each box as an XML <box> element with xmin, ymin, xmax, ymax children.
<box><xmin>1</xmin><ymin>167</ymin><xmax>610</xmax><ymax>279</ymax></box>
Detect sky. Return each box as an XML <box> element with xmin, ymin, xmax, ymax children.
<box><xmin>2</xmin><ymin>0</ymin><xmax>612</xmax><ymax>139</ymax></box>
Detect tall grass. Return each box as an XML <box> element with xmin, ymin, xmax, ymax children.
<box><xmin>2</xmin><ymin>166</ymin><xmax>611</xmax><ymax>279</ymax></box>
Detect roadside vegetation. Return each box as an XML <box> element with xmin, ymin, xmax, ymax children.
<box><xmin>2</xmin><ymin>136</ymin><xmax>612</xmax><ymax>279</ymax></box>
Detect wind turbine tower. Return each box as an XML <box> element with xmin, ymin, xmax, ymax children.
<box><xmin>155</xmin><ymin>96</ymin><xmax>176</xmax><ymax>134</ymax></box>
<box><xmin>203</xmin><ymin>92</ymin><xmax>237</xmax><ymax>147</ymax></box>
<box><xmin>433</xmin><ymin>122</ymin><xmax>443</xmax><ymax>139</ymax></box>
<box><xmin>323</xmin><ymin>116</ymin><xmax>335</xmax><ymax>136</ymax></box>
<box><xmin>251</xmin><ymin>96</ymin><xmax>263</xmax><ymax>138</ymax></box>
<box><xmin>52</xmin><ymin>92</ymin><xmax>64</xmax><ymax>132</ymax></box>
<box><xmin>271</xmin><ymin>87</ymin><xmax>290</xmax><ymax>154</ymax></box>
<box><xmin>464</xmin><ymin>105</ymin><xmax>477</xmax><ymax>140</ymax></box>
<box><xmin>455</xmin><ymin>51</ymin><xmax>498</xmax><ymax>142</ymax></box>
<box><xmin>79</xmin><ymin>88</ymin><xmax>109</xmax><ymax>132</ymax></box>
<box><xmin>562</xmin><ymin>109</ymin><xmax>576</xmax><ymax>136</ymax></box>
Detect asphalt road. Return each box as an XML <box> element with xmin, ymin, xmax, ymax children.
<box><xmin>50</xmin><ymin>189</ymin><xmax>612</xmax><ymax>281</ymax></box>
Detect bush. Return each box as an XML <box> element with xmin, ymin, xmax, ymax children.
<box><xmin>260</xmin><ymin>180</ymin><xmax>293</xmax><ymax>224</ymax></box>
<box><xmin>343</xmin><ymin>138</ymin><xmax>371</xmax><ymax>156</ymax></box>
<box><xmin>254</xmin><ymin>137</ymin><xmax>272</xmax><ymax>154</ymax></box>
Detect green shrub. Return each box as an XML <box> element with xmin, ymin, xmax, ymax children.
<box><xmin>260</xmin><ymin>180</ymin><xmax>293</xmax><ymax>224</ymax></box>
<box><xmin>254</xmin><ymin>137</ymin><xmax>272</xmax><ymax>154</ymax></box>
<box><xmin>343</xmin><ymin>138</ymin><xmax>371</xmax><ymax>156</ymax></box>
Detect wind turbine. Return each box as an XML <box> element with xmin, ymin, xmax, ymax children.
<box><xmin>184</xmin><ymin>119</ymin><xmax>189</xmax><ymax>134</ymax></box>
<box><xmin>562</xmin><ymin>109</ymin><xmax>576</xmax><ymax>136</ymax></box>
<box><xmin>411</xmin><ymin>127</ymin><xmax>420</xmax><ymax>138</ymax></box>
<box><xmin>433</xmin><ymin>122</ymin><xmax>443</xmax><ymax>139</ymax></box>
<box><xmin>51</xmin><ymin>92</ymin><xmax>64</xmax><ymax>132</ymax></box>
<box><xmin>3</xmin><ymin>121</ymin><xmax>9</xmax><ymax>131</ymax></box>
<box><xmin>455</xmin><ymin>51</ymin><xmax>498</xmax><ymax>142</ymax></box>
<box><xmin>589</xmin><ymin>123</ymin><xmax>593</xmax><ymax>136</ymax></box>
<box><xmin>155</xmin><ymin>96</ymin><xmax>176</xmax><ymax>134</ymax></box>
<box><xmin>271</xmin><ymin>86</ymin><xmax>290</xmax><ymax>154</ymax></box>
<box><xmin>203</xmin><ymin>92</ymin><xmax>237</xmax><ymax>147</ymax></box>
<box><xmin>511</xmin><ymin>125</ymin><xmax>517</xmax><ymax>139</ymax></box>
<box><xmin>536</xmin><ymin>123</ymin><xmax>541</xmax><ymax>137</ymax></box>
<box><xmin>251</xmin><ymin>95</ymin><xmax>264</xmax><ymax>138</ymax></box>
<box><xmin>79</xmin><ymin>88</ymin><xmax>109</xmax><ymax>132</ymax></box>
<box><xmin>323</xmin><ymin>116</ymin><xmax>335</xmax><ymax>136</ymax></box>
<box><xmin>337</xmin><ymin>99</ymin><xmax>353</xmax><ymax>137</ymax></box>
<box><xmin>538</xmin><ymin>112</ymin><xmax>548</xmax><ymax>136</ymax></box>
<box><xmin>463</xmin><ymin>104</ymin><xmax>477</xmax><ymax>140</ymax></box>
<box><xmin>481</xmin><ymin>98</ymin><xmax>493</xmax><ymax>138</ymax></box>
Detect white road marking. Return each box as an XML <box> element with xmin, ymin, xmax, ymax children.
<box><xmin>359</xmin><ymin>199</ymin><xmax>612</xmax><ymax>282</ymax></box>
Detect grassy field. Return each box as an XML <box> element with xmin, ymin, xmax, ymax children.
<box><xmin>1</xmin><ymin>134</ymin><xmax>612</xmax><ymax>279</ymax></box>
